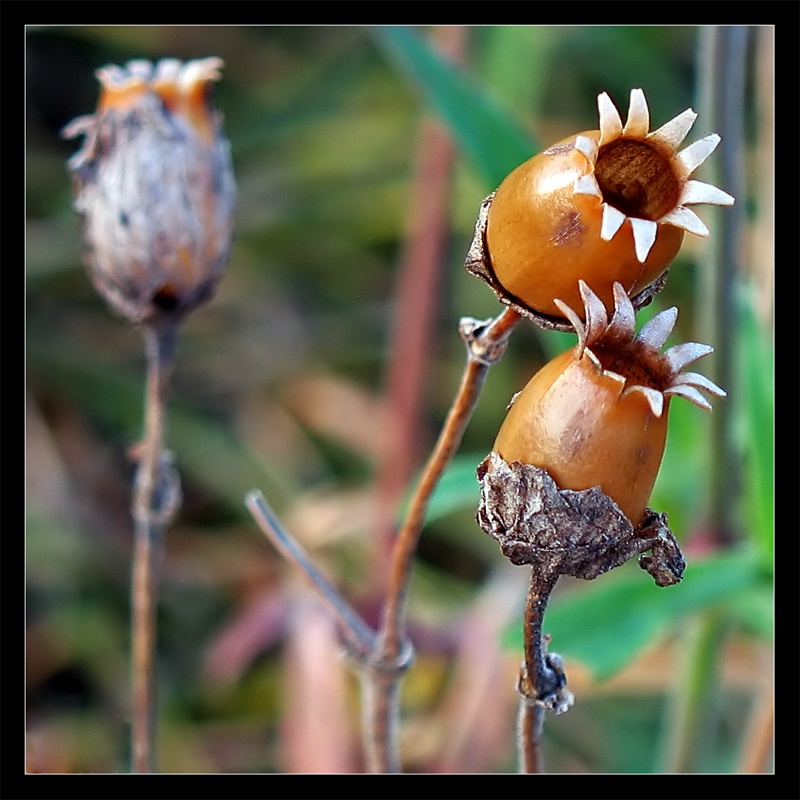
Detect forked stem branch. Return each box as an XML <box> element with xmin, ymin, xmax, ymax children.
<box><xmin>246</xmin><ymin>306</ymin><xmax>521</xmax><ymax>772</ymax></box>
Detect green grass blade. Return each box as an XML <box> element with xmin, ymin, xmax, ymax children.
<box><xmin>371</xmin><ymin>25</ymin><xmax>536</xmax><ymax>189</ymax></box>
<box><xmin>736</xmin><ymin>284</ymin><xmax>774</xmax><ymax>559</ymax></box>
<box><xmin>505</xmin><ymin>548</ymin><xmax>768</xmax><ymax>681</ymax></box>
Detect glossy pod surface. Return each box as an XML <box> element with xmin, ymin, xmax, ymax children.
<box><xmin>491</xmin><ymin>281</ymin><xmax>726</xmax><ymax>527</ymax></box>
<box><xmin>493</xmin><ymin>347</ymin><xmax>668</xmax><ymax>526</ymax></box>
<box><xmin>486</xmin><ymin>132</ymin><xmax>684</xmax><ymax>319</ymax></box>
<box><xmin>483</xmin><ymin>89</ymin><xmax>734</xmax><ymax>321</ymax></box>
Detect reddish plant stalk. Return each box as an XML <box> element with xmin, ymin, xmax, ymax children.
<box><xmin>373</xmin><ymin>23</ymin><xmax>468</xmax><ymax>596</ymax></box>
<box><xmin>365</xmin><ymin>307</ymin><xmax>521</xmax><ymax>771</ymax></box>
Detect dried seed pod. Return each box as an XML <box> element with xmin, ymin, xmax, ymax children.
<box><xmin>473</xmin><ymin>89</ymin><xmax>734</xmax><ymax>322</ymax></box>
<box><xmin>63</xmin><ymin>58</ymin><xmax>237</xmax><ymax>323</ymax></box>
<box><xmin>491</xmin><ymin>281</ymin><xmax>725</xmax><ymax>528</ymax></box>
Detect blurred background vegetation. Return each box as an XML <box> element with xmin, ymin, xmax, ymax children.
<box><xmin>26</xmin><ymin>25</ymin><xmax>773</xmax><ymax>774</ymax></box>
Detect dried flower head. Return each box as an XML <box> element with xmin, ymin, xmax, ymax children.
<box><xmin>63</xmin><ymin>58</ymin><xmax>236</xmax><ymax>323</ymax></box>
<box><xmin>471</xmin><ymin>88</ymin><xmax>734</xmax><ymax>322</ymax></box>
<box><xmin>492</xmin><ymin>280</ymin><xmax>726</xmax><ymax>526</ymax></box>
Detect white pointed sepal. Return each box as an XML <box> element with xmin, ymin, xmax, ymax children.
<box><xmin>600</xmin><ymin>203</ymin><xmax>627</xmax><ymax>241</ymax></box>
<box><xmin>574</xmin><ymin>135</ymin><xmax>598</xmax><ymax>162</ymax></box>
<box><xmin>636</xmin><ymin>307</ymin><xmax>678</xmax><ymax>350</ymax></box>
<box><xmin>623</xmin><ymin>88</ymin><xmax>650</xmax><ymax>139</ymax></box>
<box><xmin>579</xmin><ymin>280</ymin><xmax>609</xmax><ymax>347</ymax></box>
<box><xmin>574</xmin><ymin>174</ymin><xmax>602</xmax><ymax>197</ymax></box>
<box><xmin>669</xmin><ymin>371</ymin><xmax>726</xmax><ymax>398</ymax></box>
<box><xmin>674</xmin><ymin>134</ymin><xmax>721</xmax><ymax>178</ymax></box>
<box><xmin>96</xmin><ymin>64</ymin><xmax>129</xmax><ymax>88</ymax></box>
<box><xmin>663</xmin><ymin>384</ymin><xmax>713</xmax><ymax>410</ymax></box>
<box><xmin>663</xmin><ymin>370</ymin><xmax>726</xmax><ymax>410</ymax></box>
<box><xmin>605</xmin><ymin>283</ymin><xmax>637</xmax><ymax>343</ymax></box>
<box><xmin>623</xmin><ymin>384</ymin><xmax>665</xmax><ymax>418</ymax></box>
<box><xmin>630</xmin><ymin>218</ymin><xmax>658</xmax><ymax>263</ymax></box>
<box><xmin>554</xmin><ymin>297</ymin><xmax>586</xmax><ymax>355</ymax></box>
<box><xmin>680</xmin><ymin>180</ymin><xmax>735</xmax><ymax>207</ymax></box>
<box><xmin>178</xmin><ymin>57</ymin><xmax>225</xmax><ymax>89</ymax></box>
<box><xmin>597</xmin><ymin>92</ymin><xmax>623</xmax><ymax>146</ymax></box>
<box><xmin>659</xmin><ymin>206</ymin><xmax>710</xmax><ymax>237</ymax></box>
<box><xmin>646</xmin><ymin>107</ymin><xmax>697</xmax><ymax>156</ymax></box>
<box><xmin>663</xmin><ymin>341</ymin><xmax>714</xmax><ymax>374</ymax></box>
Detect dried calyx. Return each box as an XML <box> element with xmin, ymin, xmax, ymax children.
<box><xmin>477</xmin><ymin>453</ymin><xmax>686</xmax><ymax>587</ymax></box>
<box><xmin>555</xmin><ymin>280</ymin><xmax>727</xmax><ymax>418</ymax></box>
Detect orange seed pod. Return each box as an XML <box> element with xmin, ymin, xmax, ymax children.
<box><xmin>484</xmin><ymin>89</ymin><xmax>734</xmax><ymax>319</ymax></box>
<box><xmin>492</xmin><ymin>281</ymin><xmax>725</xmax><ymax>526</ymax></box>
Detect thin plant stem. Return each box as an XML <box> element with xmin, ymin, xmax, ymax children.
<box><xmin>655</xmin><ymin>24</ymin><xmax>750</xmax><ymax>776</ymax></box>
<box><xmin>736</xmin><ymin>662</ymin><xmax>774</xmax><ymax>773</ymax></box>
<box><xmin>245</xmin><ymin>491</ymin><xmax>375</xmax><ymax>660</ymax></box>
<box><xmin>659</xmin><ymin>613</ymin><xmax>727</xmax><ymax>773</ymax></box>
<box><xmin>367</xmin><ymin>307</ymin><xmax>521</xmax><ymax>772</ymax></box>
<box><xmin>246</xmin><ymin>305</ymin><xmax>521</xmax><ymax>773</ymax></box>
<box><xmin>130</xmin><ymin>321</ymin><xmax>180</xmax><ymax>773</ymax></box>
<box><xmin>430</xmin><ymin>565</ymin><xmax>529</xmax><ymax>773</ymax></box>
<box><xmin>516</xmin><ymin>568</ymin><xmax>560</xmax><ymax>774</ymax></box>
<box><xmin>697</xmin><ymin>24</ymin><xmax>748</xmax><ymax>545</ymax></box>
<box><xmin>517</xmin><ymin>702</ymin><xmax>546</xmax><ymax>775</ymax></box>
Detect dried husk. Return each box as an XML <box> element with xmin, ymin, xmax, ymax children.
<box><xmin>476</xmin><ymin>452</ymin><xmax>685</xmax><ymax>586</ymax></box>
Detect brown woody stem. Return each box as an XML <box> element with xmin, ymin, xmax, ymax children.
<box><xmin>518</xmin><ymin>700</ymin><xmax>547</xmax><ymax>774</ymax></box>
<box><xmin>517</xmin><ymin>567</ymin><xmax>571</xmax><ymax>774</ymax></box>
<box><xmin>366</xmin><ymin>306</ymin><xmax>521</xmax><ymax>772</ymax></box>
<box><xmin>245</xmin><ymin>305</ymin><xmax>521</xmax><ymax>773</ymax></box>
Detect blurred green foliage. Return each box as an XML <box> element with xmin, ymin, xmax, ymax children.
<box><xmin>26</xmin><ymin>25</ymin><xmax>772</xmax><ymax>774</ymax></box>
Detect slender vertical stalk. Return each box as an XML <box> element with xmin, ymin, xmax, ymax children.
<box><xmin>373</xmin><ymin>26</ymin><xmax>468</xmax><ymax>592</ymax></box>
<box><xmin>365</xmin><ymin>308</ymin><xmax>521</xmax><ymax>772</ymax></box>
<box><xmin>130</xmin><ymin>321</ymin><xmax>180</xmax><ymax>773</ymax></box>
<box><xmin>245</xmin><ymin>491</ymin><xmax>375</xmax><ymax>661</ymax></box>
<box><xmin>248</xmin><ymin>306</ymin><xmax>521</xmax><ymax>773</ymax></box>
<box><xmin>377</xmin><ymin>358</ymin><xmax>490</xmax><ymax>656</ymax></box>
<box><xmin>656</xmin><ymin>24</ymin><xmax>750</xmax><ymax>776</ymax></box>
<box><xmin>697</xmin><ymin>24</ymin><xmax>748</xmax><ymax>545</ymax></box>
<box><xmin>516</xmin><ymin>568</ymin><xmax>560</xmax><ymax>774</ymax></box>
<box><xmin>659</xmin><ymin>613</ymin><xmax>727</xmax><ymax>773</ymax></box>
<box><xmin>736</xmin><ymin>664</ymin><xmax>774</xmax><ymax>773</ymax></box>
<box><xmin>517</xmin><ymin>702</ymin><xmax>546</xmax><ymax>775</ymax></box>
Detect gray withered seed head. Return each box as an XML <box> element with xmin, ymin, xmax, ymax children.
<box><xmin>63</xmin><ymin>58</ymin><xmax>237</xmax><ymax>324</ymax></box>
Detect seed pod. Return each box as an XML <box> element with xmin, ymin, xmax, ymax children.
<box><xmin>63</xmin><ymin>58</ymin><xmax>237</xmax><ymax>323</ymax></box>
<box><xmin>491</xmin><ymin>281</ymin><xmax>725</xmax><ymax>527</ymax></box>
<box><xmin>471</xmin><ymin>89</ymin><xmax>734</xmax><ymax>322</ymax></box>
